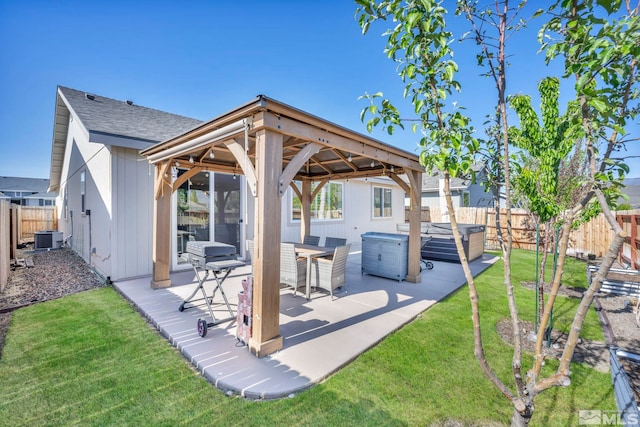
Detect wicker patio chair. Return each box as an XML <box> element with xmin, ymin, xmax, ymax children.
<box><xmin>309</xmin><ymin>244</ymin><xmax>351</xmax><ymax>300</ymax></box>
<box><xmin>280</xmin><ymin>242</ymin><xmax>307</xmax><ymax>296</ymax></box>
<box><xmin>324</xmin><ymin>237</ymin><xmax>347</xmax><ymax>248</ymax></box>
<box><xmin>302</xmin><ymin>235</ymin><xmax>321</xmax><ymax>246</ymax></box>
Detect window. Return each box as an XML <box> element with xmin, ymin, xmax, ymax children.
<box><xmin>373</xmin><ymin>186</ymin><xmax>392</xmax><ymax>218</ymax></box>
<box><xmin>462</xmin><ymin>191</ymin><xmax>470</xmax><ymax>207</ymax></box>
<box><xmin>291</xmin><ymin>181</ymin><xmax>343</xmax><ymax>221</ymax></box>
<box><xmin>63</xmin><ymin>186</ymin><xmax>68</xmax><ymax>220</ymax></box>
<box><xmin>80</xmin><ymin>170</ymin><xmax>86</xmax><ymax>213</ymax></box>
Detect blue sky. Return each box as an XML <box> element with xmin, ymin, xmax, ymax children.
<box><xmin>1</xmin><ymin>0</ymin><xmax>637</xmax><ymax>180</ymax></box>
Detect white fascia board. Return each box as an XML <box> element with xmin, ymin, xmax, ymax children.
<box><xmin>89</xmin><ymin>131</ymin><xmax>157</xmax><ymax>151</ymax></box>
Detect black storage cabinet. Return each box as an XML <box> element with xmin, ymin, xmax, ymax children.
<box><xmin>361</xmin><ymin>232</ymin><xmax>408</xmax><ymax>282</ymax></box>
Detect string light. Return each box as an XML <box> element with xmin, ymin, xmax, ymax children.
<box><xmin>209</xmin><ymin>149</ymin><xmax>215</xmax><ymax>159</ymax></box>
<box><xmin>390</xmin><ymin>165</ymin><xmax>395</xmax><ymax>173</ymax></box>
<box><xmin>347</xmin><ymin>154</ymin><xmax>352</xmax><ymax>162</ymax></box>
<box><xmin>370</xmin><ymin>160</ymin><xmax>375</xmax><ymax>168</ymax></box>
<box><xmin>189</xmin><ymin>155</ymin><xmax>194</xmax><ymax>164</ymax></box>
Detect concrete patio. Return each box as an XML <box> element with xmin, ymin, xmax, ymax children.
<box><xmin>114</xmin><ymin>244</ymin><xmax>498</xmax><ymax>400</ymax></box>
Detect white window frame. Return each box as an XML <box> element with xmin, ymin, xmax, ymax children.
<box><xmin>373</xmin><ymin>185</ymin><xmax>393</xmax><ymax>219</ymax></box>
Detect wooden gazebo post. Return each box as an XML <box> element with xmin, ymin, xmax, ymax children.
<box><xmin>405</xmin><ymin>169</ymin><xmax>423</xmax><ymax>283</ymax></box>
<box><xmin>300</xmin><ymin>180</ymin><xmax>312</xmax><ymax>241</ymax></box>
<box><xmin>249</xmin><ymin>129</ymin><xmax>284</xmax><ymax>357</ymax></box>
<box><xmin>151</xmin><ymin>161</ymin><xmax>172</xmax><ymax>289</ymax></box>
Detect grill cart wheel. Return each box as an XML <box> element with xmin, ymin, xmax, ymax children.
<box><xmin>178</xmin><ymin>303</ymin><xmax>185</xmax><ymax>312</ymax></box>
<box><xmin>197</xmin><ymin>319</ymin><xmax>208</xmax><ymax>337</ymax></box>
<box><xmin>420</xmin><ymin>260</ymin><xmax>434</xmax><ymax>271</ymax></box>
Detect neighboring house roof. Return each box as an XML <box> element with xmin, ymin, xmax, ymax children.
<box><xmin>621</xmin><ymin>178</ymin><xmax>640</xmax><ymax>208</ymax></box>
<box><xmin>0</xmin><ymin>176</ymin><xmax>51</xmax><ymax>193</ymax></box>
<box><xmin>22</xmin><ymin>191</ymin><xmax>56</xmax><ymax>200</ymax></box>
<box><xmin>0</xmin><ymin>192</ymin><xmax>9</xmax><ymax>199</ymax></box>
<box><xmin>49</xmin><ymin>86</ymin><xmax>204</xmax><ymax>192</ymax></box>
<box><xmin>420</xmin><ymin>163</ymin><xmax>486</xmax><ymax>192</ymax></box>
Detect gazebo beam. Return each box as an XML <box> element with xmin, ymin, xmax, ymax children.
<box><xmin>253</xmin><ymin>111</ymin><xmax>422</xmax><ymax>171</ymax></box>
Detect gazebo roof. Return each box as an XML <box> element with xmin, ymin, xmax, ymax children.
<box><xmin>140</xmin><ymin>95</ymin><xmax>423</xmax><ymax>183</ymax></box>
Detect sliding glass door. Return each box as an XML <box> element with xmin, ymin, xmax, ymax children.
<box><xmin>173</xmin><ymin>170</ymin><xmax>243</xmax><ymax>268</ymax></box>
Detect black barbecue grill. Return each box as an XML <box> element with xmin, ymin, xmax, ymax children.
<box><xmin>179</xmin><ymin>241</ymin><xmax>245</xmax><ymax>337</ymax></box>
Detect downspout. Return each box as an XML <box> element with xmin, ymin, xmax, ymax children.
<box><xmin>243</xmin><ymin>119</ymin><xmax>250</xmax><ymax>247</ymax></box>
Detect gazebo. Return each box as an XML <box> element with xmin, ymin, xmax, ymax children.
<box><xmin>140</xmin><ymin>95</ymin><xmax>424</xmax><ymax>358</ymax></box>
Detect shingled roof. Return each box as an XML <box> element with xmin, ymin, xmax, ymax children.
<box><xmin>49</xmin><ymin>86</ymin><xmax>203</xmax><ymax>192</ymax></box>
<box><xmin>0</xmin><ymin>176</ymin><xmax>51</xmax><ymax>193</ymax></box>
<box><xmin>58</xmin><ymin>86</ymin><xmax>203</xmax><ymax>144</ymax></box>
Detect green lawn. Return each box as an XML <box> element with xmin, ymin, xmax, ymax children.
<box><xmin>0</xmin><ymin>250</ymin><xmax>614</xmax><ymax>426</ymax></box>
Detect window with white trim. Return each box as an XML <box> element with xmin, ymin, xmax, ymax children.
<box><xmin>291</xmin><ymin>181</ymin><xmax>343</xmax><ymax>221</ymax></box>
<box><xmin>63</xmin><ymin>186</ymin><xmax>68</xmax><ymax>220</ymax></box>
<box><xmin>373</xmin><ymin>186</ymin><xmax>392</xmax><ymax>218</ymax></box>
<box><xmin>80</xmin><ymin>170</ymin><xmax>86</xmax><ymax>213</ymax></box>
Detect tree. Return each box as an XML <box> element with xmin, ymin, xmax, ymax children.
<box><xmin>356</xmin><ymin>0</ymin><xmax>640</xmax><ymax>425</ymax></box>
<box><xmin>535</xmin><ymin>0</ymin><xmax>639</xmax><ymax>395</ymax></box>
<box><xmin>357</xmin><ymin>0</ymin><xmax>531</xmax><ymax>424</ymax></box>
<box><xmin>508</xmin><ymin>77</ymin><xmax>581</xmax><ymax>331</ymax></box>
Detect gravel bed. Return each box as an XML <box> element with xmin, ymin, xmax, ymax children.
<box><xmin>0</xmin><ymin>246</ymin><xmax>105</xmax><ymax>357</ymax></box>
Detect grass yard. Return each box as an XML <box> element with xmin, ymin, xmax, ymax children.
<box><xmin>0</xmin><ymin>250</ymin><xmax>615</xmax><ymax>426</ymax></box>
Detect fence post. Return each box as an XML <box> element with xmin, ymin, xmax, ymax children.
<box><xmin>0</xmin><ymin>200</ymin><xmax>9</xmax><ymax>292</ymax></box>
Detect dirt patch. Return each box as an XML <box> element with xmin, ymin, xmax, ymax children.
<box><xmin>498</xmin><ymin>289</ymin><xmax>640</xmax><ymax>402</ymax></box>
<box><xmin>496</xmin><ymin>318</ymin><xmax>610</xmax><ymax>373</ymax></box>
<box><xmin>520</xmin><ymin>280</ymin><xmax>585</xmax><ymax>299</ymax></box>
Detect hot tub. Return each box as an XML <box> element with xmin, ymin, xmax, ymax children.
<box><xmin>396</xmin><ymin>222</ymin><xmax>486</xmax><ymax>262</ymax></box>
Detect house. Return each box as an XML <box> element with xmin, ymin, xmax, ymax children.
<box><xmin>49</xmin><ymin>87</ymin><xmax>411</xmax><ymax>283</ymax></box>
<box><xmin>49</xmin><ymin>86</ymin><xmax>203</xmax><ymax>282</ymax></box>
<box><xmin>405</xmin><ymin>164</ymin><xmax>493</xmax><ymax>211</ymax></box>
<box><xmin>0</xmin><ymin>176</ymin><xmax>56</xmax><ymax>206</ymax></box>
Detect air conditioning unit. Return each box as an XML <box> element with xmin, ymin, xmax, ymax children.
<box><xmin>34</xmin><ymin>231</ymin><xmax>64</xmax><ymax>250</ymax></box>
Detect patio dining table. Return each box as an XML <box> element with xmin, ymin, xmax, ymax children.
<box><xmin>287</xmin><ymin>243</ymin><xmax>334</xmax><ymax>299</ymax></box>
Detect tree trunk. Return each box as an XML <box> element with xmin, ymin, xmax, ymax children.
<box><xmin>443</xmin><ymin>174</ymin><xmax>520</xmax><ymax>406</ymax></box>
<box><xmin>512</xmin><ymin>406</ymin><xmax>533</xmax><ymax>427</ymax></box>
<box><xmin>537</xmin><ymin>223</ymin><xmax>551</xmax><ymax>330</ymax></box>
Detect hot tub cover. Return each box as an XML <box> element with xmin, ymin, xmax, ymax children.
<box><xmin>396</xmin><ymin>222</ymin><xmax>485</xmax><ymax>239</ymax></box>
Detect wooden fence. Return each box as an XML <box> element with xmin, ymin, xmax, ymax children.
<box><xmin>0</xmin><ymin>205</ymin><xmax>58</xmax><ymax>292</ymax></box>
<box><xmin>407</xmin><ymin>206</ymin><xmax>634</xmax><ymax>259</ymax></box>
<box><xmin>618</xmin><ymin>211</ymin><xmax>640</xmax><ymax>269</ymax></box>
<box><xmin>16</xmin><ymin>206</ymin><xmax>58</xmax><ymax>243</ymax></box>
